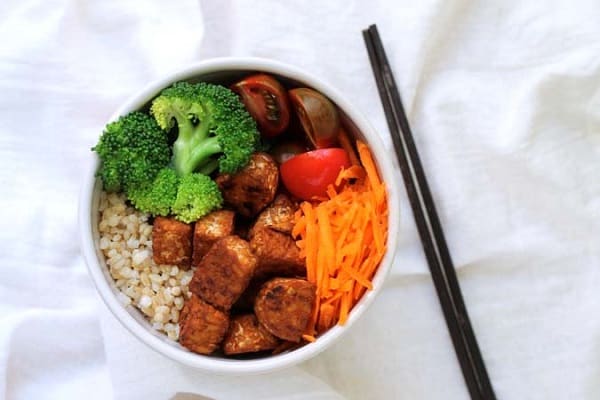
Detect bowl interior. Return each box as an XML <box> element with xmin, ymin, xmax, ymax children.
<box><xmin>81</xmin><ymin>58</ymin><xmax>401</xmax><ymax>374</ymax></box>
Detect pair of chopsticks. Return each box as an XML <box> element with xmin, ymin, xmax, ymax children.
<box><xmin>362</xmin><ymin>25</ymin><xmax>497</xmax><ymax>400</ymax></box>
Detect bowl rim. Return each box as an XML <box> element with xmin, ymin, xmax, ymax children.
<box><xmin>79</xmin><ymin>56</ymin><xmax>401</xmax><ymax>374</ymax></box>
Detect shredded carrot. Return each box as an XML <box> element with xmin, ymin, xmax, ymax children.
<box><xmin>302</xmin><ymin>334</ymin><xmax>316</xmax><ymax>343</ymax></box>
<box><xmin>335</xmin><ymin>165</ymin><xmax>365</xmax><ymax>186</ymax></box>
<box><xmin>339</xmin><ymin>291</ymin><xmax>352</xmax><ymax>325</ymax></box>
<box><xmin>293</xmin><ymin>140</ymin><xmax>388</xmax><ymax>337</ymax></box>
<box><xmin>338</xmin><ymin>128</ymin><xmax>361</xmax><ymax>166</ymax></box>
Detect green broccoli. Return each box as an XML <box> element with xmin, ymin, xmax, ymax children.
<box><xmin>171</xmin><ymin>173</ymin><xmax>223</xmax><ymax>223</ymax></box>
<box><xmin>150</xmin><ymin>81</ymin><xmax>260</xmax><ymax>176</ymax></box>
<box><xmin>127</xmin><ymin>168</ymin><xmax>179</xmax><ymax>216</ymax></box>
<box><xmin>127</xmin><ymin>167</ymin><xmax>222</xmax><ymax>221</ymax></box>
<box><xmin>92</xmin><ymin>111</ymin><xmax>171</xmax><ymax>192</ymax></box>
<box><xmin>92</xmin><ymin>81</ymin><xmax>255</xmax><ymax>223</ymax></box>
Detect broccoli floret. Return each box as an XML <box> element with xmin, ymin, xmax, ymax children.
<box><xmin>171</xmin><ymin>173</ymin><xmax>223</xmax><ymax>223</ymax></box>
<box><xmin>92</xmin><ymin>82</ymin><xmax>257</xmax><ymax>223</ymax></box>
<box><xmin>127</xmin><ymin>168</ymin><xmax>179</xmax><ymax>216</ymax></box>
<box><xmin>150</xmin><ymin>81</ymin><xmax>260</xmax><ymax>176</ymax></box>
<box><xmin>92</xmin><ymin>111</ymin><xmax>170</xmax><ymax>192</ymax></box>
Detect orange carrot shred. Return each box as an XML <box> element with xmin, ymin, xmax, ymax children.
<box><xmin>338</xmin><ymin>128</ymin><xmax>361</xmax><ymax>166</ymax></box>
<box><xmin>335</xmin><ymin>165</ymin><xmax>366</xmax><ymax>186</ymax></box>
<box><xmin>302</xmin><ymin>334</ymin><xmax>316</xmax><ymax>343</ymax></box>
<box><xmin>339</xmin><ymin>292</ymin><xmax>352</xmax><ymax>325</ymax></box>
<box><xmin>293</xmin><ymin>140</ymin><xmax>389</xmax><ymax>338</ymax></box>
<box><xmin>357</xmin><ymin>140</ymin><xmax>381</xmax><ymax>188</ymax></box>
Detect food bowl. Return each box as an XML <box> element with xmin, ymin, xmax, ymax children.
<box><xmin>79</xmin><ymin>57</ymin><xmax>401</xmax><ymax>374</ymax></box>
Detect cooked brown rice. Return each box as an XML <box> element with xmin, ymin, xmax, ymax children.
<box><xmin>97</xmin><ymin>191</ymin><xmax>193</xmax><ymax>341</ymax></box>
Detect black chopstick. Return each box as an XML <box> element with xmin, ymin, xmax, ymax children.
<box><xmin>362</xmin><ymin>24</ymin><xmax>496</xmax><ymax>400</ymax></box>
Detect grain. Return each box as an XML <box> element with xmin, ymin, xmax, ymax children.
<box><xmin>98</xmin><ymin>191</ymin><xmax>192</xmax><ymax>341</ymax></box>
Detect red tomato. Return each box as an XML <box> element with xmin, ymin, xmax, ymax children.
<box><xmin>232</xmin><ymin>74</ymin><xmax>290</xmax><ymax>138</ymax></box>
<box><xmin>288</xmin><ymin>88</ymin><xmax>340</xmax><ymax>148</ymax></box>
<box><xmin>280</xmin><ymin>148</ymin><xmax>351</xmax><ymax>200</ymax></box>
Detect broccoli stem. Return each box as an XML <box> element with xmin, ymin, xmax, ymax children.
<box><xmin>196</xmin><ymin>159</ymin><xmax>220</xmax><ymax>175</ymax></box>
<box><xmin>172</xmin><ymin>115</ymin><xmax>221</xmax><ymax>176</ymax></box>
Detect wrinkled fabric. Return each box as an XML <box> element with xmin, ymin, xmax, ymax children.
<box><xmin>1</xmin><ymin>0</ymin><xmax>599</xmax><ymax>399</ymax></box>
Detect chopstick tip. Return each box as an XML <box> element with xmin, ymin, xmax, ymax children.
<box><xmin>362</xmin><ymin>24</ymin><xmax>378</xmax><ymax>34</ymax></box>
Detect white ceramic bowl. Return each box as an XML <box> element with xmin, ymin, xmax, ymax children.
<box><xmin>79</xmin><ymin>57</ymin><xmax>401</xmax><ymax>374</ymax></box>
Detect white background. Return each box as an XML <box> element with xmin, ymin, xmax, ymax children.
<box><xmin>1</xmin><ymin>0</ymin><xmax>599</xmax><ymax>399</ymax></box>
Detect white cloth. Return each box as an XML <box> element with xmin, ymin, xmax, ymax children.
<box><xmin>1</xmin><ymin>0</ymin><xmax>599</xmax><ymax>399</ymax></box>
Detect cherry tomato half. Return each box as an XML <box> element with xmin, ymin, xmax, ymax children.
<box><xmin>280</xmin><ymin>148</ymin><xmax>351</xmax><ymax>200</ymax></box>
<box><xmin>288</xmin><ymin>88</ymin><xmax>340</xmax><ymax>148</ymax></box>
<box><xmin>232</xmin><ymin>74</ymin><xmax>290</xmax><ymax>138</ymax></box>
